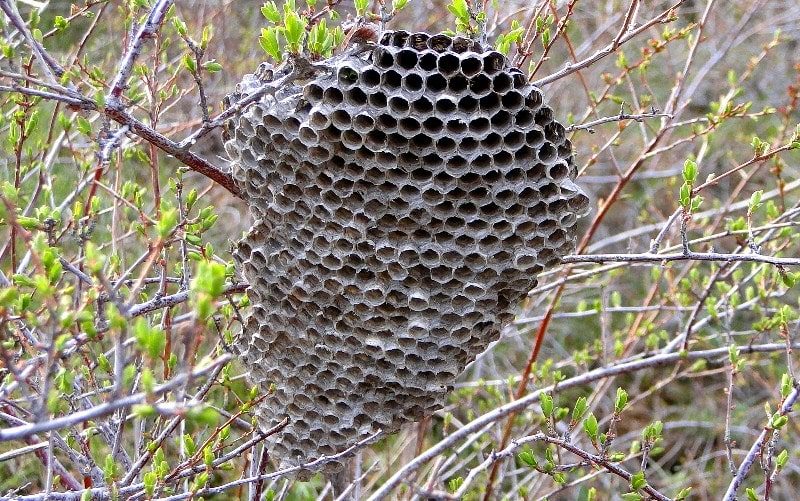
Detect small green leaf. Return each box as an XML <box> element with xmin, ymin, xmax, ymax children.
<box><xmin>259</xmin><ymin>27</ymin><xmax>282</xmax><ymax>61</ymax></box>
<box><xmin>448</xmin><ymin>477</ymin><xmax>463</xmax><ymax>493</ymax></box>
<box><xmin>518</xmin><ymin>447</ymin><xmax>538</xmax><ymax>468</ymax></box>
<box><xmin>187</xmin><ymin>405</ymin><xmax>219</xmax><ymax>427</ymax></box>
<box><xmin>283</xmin><ymin>10</ymin><xmax>307</xmax><ymax>52</ymax></box>
<box><xmin>540</xmin><ymin>393</ymin><xmax>554</xmax><ymax>417</ymax></box>
<box><xmin>392</xmin><ymin>0</ymin><xmax>409</xmax><ymax>11</ymax></box>
<box><xmin>571</xmin><ymin>396</ymin><xmax>588</xmax><ymax>424</ymax></box>
<box><xmin>679</xmin><ymin>182</ymin><xmax>691</xmax><ymax>208</ymax></box>
<box><xmin>749</xmin><ymin>190</ymin><xmax>763</xmax><ymax>212</ymax></box>
<box><xmin>615</xmin><ymin>387</ymin><xmax>628</xmax><ymax>413</ymax></box>
<box><xmin>133</xmin><ymin>318</ymin><xmax>166</xmax><ymax>360</ymax></box>
<box><xmin>202</xmin><ymin>60</ymin><xmax>223</xmax><ymax>73</ymax></box>
<box><xmin>172</xmin><ymin>18</ymin><xmax>188</xmax><ymax>36</ymax></box>
<box><xmin>447</xmin><ymin>0</ymin><xmax>470</xmax><ymax>23</ymax></box>
<box><xmin>76</xmin><ymin>116</ymin><xmax>92</xmax><ymax>136</ymax></box>
<box><xmin>781</xmin><ymin>373</ymin><xmax>793</xmax><ymax>398</ymax></box>
<box><xmin>682</xmin><ymin>158</ymin><xmax>698</xmax><ymax>183</ymax></box>
<box><xmin>630</xmin><ymin>471</ymin><xmax>646</xmax><ymax>490</ymax></box>
<box><xmin>774</xmin><ymin>448</ymin><xmax>789</xmax><ymax>470</ymax></box>
<box><xmin>261</xmin><ymin>2</ymin><xmax>281</xmax><ymax>23</ymax></box>
<box><xmin>157</xmin><ymin>207</ymin><xmax>178</xmax><ymax>238</ymax></box>
<box><xmin>183</xmin><ymin>434</ymin><xmax>196</xmax><ymax>456</ymax></box>
<box><xmin>583</xmin><ymin>413</ymin><xmax>598</xmax><ymax>441</ymax></box>
<box><xmin>355</xmin><ymin>0</ymin><xmax>369</xmax><ymax>16</ymax></box>
<box><xmin>183</xmin><ymin>54</ymin><xmax>197</xmax><ymax>73</ymax></box>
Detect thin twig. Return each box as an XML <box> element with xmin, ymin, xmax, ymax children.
<box><xmin>722</xmin><ymin>384</ymin><xmax>800</xmax><ymax>500</ymax></box>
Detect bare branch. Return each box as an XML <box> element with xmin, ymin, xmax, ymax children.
<box><xmin>107</xmin><ymin>0</ymin><xmax>173</xmax><ymax>103</ymax></box>
<box><xmin>0</xmin><ymin>355</ymin><xmax>231</xmax><ymax>442</ymax></box>
<box><xmin>561</xmin><ymin>250</ymin><xmax>800</xmax><ymax>267</ymax></box>
<box><xmin>366</xmin><ymin>343</ymin><xmax>798</xmax><ymax>500</ymax></box>
<box><xmin>723</xmin><ymin>384</ymin><xmax>800</xmax><ymax>500</ymax></box>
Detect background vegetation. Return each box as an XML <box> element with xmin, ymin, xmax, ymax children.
<box><xmin>1</xmin><ymin>0</ymin><xmax>800</xmax><ymax>499</ymax></box>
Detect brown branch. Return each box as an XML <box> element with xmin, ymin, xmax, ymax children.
<box><xmin>533</xmin><ymin>1</ymin><xmax>684</xmax><ymax>87</ymax></box>
<box><xmin>107</xmin><ymin>0</ymin><xmax>174</xmax><ymax>102</ymax></box>
<box><xmin>103</xmin><ymin>102</ymin><xmax>242</xmax><ymax>198</ymax></box>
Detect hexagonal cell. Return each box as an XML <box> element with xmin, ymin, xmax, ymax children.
<box><xmin>458</xmin><ymin>95</ymin><xmax>479</xmax><ymax>114</ymax></box>
<box><xmin>478</xmin><ymin>50</ymin><xmax>503</xmax><ymax>73</ymax></box>
<box><xmin>337</xmin><ymin>65</ymin><xmax>359</xmax><ymax>88</ymax></box>
<box><xmin>368</xmin><ymin>92</ymin><xmax>388</xmax><ymax>108</ymax></box>
<box><xmin>411</xmin><ymin>96</ymin><xmax>434</xmax><ymax>115</ymax></box>
<box><xmin>388</xmin><ymin>96</ymin><xmax>411</xmax><ymax>116</ymax></box>
<box><xmin>410</xmin><ymin>51</ymin><xmax>434</xmax><ymax>74</ymax></box>
<box><xmin>426</xmin><ymin>73</ymin><xmax>448</xmax><ymax>92</ymax></box>
<box><xmin>403</xmin><ymin>73</ymin><xmax>424</xmax><ymax>93</ymax></box>
<box><xmin>373</xmin><ymin>46</ymin><xmax>396</xmax><ymax>68</ymax></box>
<box><xmin>448</xmin><ymin>74</ymin><xmax>468</xmax><ymax>94</ymax></box>
<box><xmin>428</xmin><ymin>33</ymin><xmax>452</xmax><ymax>52</ymax></box>
<box><xmin>396</xmin><ymin>49</ymin><xmax>419</xmax><ymax>70</ymax></box>
<box><xmin>323</xmin><ymin>87</ymin><xmax>344</xmax><ymax>106</ymax></box>
<box><xmin>437</xmin><ymin>53</ymin><xmax>460</xmax><ymax>75</ymax></box>
<box><xmin>346</xmin><ymin>87</ymin><xmax>368</xmax><ymax>106</ymax></box>
<box><xmin>361</xmin><ymin>67</ymin><xmax>381</xmax><ymax>88</ymax></box>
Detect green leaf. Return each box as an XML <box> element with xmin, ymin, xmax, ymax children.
<box><xmin>141</xmin><ymin>367</ymin><xmax>155</xmax><ymax>394</ymax></box>
<box><xmin>749</xmin><ymin>190</ymin><xmax>763</xmax><ymax>212</ymax></box>
<box><xmin>259</xmin><ymin>27</ymin><xmax>282</xmax><ymax>61</ymax></box>
<box><xmin>172</xmin><ymin>17</ymin><xmax>188</xmax><ymax>36</ymax></box>
<box><xmin>133</xmin><ymin>318</ymin><xmax>166</xmax><ymax>360</ymax></box>
<box><xmin>770</xmin><ymin>413</ymin><xmax>788</xmax><ymax>429</ymax></box>
<box><xmin>143</xmin><ymin>471</ymin><xmax>157</xmax><ymax>497</ymax></box>
<box><xmin>583</xmin><ymin>413</ymin><xmax>598</xmax><ymax>441</ymax></box>
<box><xmin>682</xmin><ymin>158</ymin><xmax>698</xmax><ymax>183</ymax></box>
<box><xmin>571</xmin><ymin>396</ymin><xmax>588</xmax><ymax>424</ymax></box>
<box><xmin>182</xmin><ymin>54</ymin><xmax>197</xmax><ymax>73</ymax></box>
<box><xmin>202</xmin><ymin>60</ymin><xmax>223</xmax><ymax>73</ymax></box>
<box><xmin>355</xmin><ymin>0</ymin><xmax>369</xmax><ymax>16</ymax></box>
<box><xmin>203</xmin><ymin>445</ymin><xmax>215</xmax><ymax>467</ymax></box>
<box><xmin>679</xmin><ymin>182</ymin><xmax>691</xmax><ymax>208</ymax></box>
<box><xmin>615</xmin><ymin>387</ymin><xmax>628</xmax><ymax>413</ymax></box>
<box><xmin>261</xmin><ymin>2</ymin><xmax>281</xmax><ymax>23</ymax></box>
<box><xmin>283</xmin><ymin>10</ymin><xmax>307</xmax><ymax>52</ymax></box>
<box><xmin>746</xmin><ymin>487</ymin><xmax>759</xmax><ymax>501</ymax></box>
<box><xmin>518</xmin><ymin>447</ymin><xmax>538</xmax><ymax>468</ymax></box>
<box><xmin>53</xmin><ymin>15</ymin><xmax>69</xmax><ymax>31</ymax></box>
<box><xmin>187</xmin><ymin>405</ymin><xmax>219</xmax><ymax>427</ymax></box>
<box><xmin>781</xmin><ymin>373</ymin><xmax>792</xmax><ymax>398</ymax></box>
<box><xmin>447</xmin><ymin>477</ymin><xmax>463</xmax><ymax>493</ymax></box>
<box><xmin>776</xmin><ymin>448</ymin><xmax>789</xmax><ymax>469</ymax></box>
<box><xmin>16</xmin><ymin>216</ymin><xmax>40</xmax><ymax>230</ymax></box>
<box><xmin>540</xmin><ymin>393</ymin><xmax>554</xmax><ymax>417</ymax></box>
<box><xmin>76</xmin><ymin>116</ymin><xmax>92</xmax><ymax>136</ymax></box>
<box><xmin>392</xmin><ymin>0</ymin><xmax>409</xmax><ymax>11</ymax></box>
<box><xmin>447</xmin><ymin>0</ymin><xmax>470</xmax><ymax>23</ymax></box>
<box><xmin>157</xmin><ymin>206</ymin><xmax>178</xmax><ymax>238</ymax></box>
<box><xmin>133</xmin><ymin>404</ymin><xmax>156</xmax><ymax>418</ymax></box>
<box><xmin>630</xmin><ymin>471</ymin><xmax>646</xmax><ymax>490</ymax></box>
<box><xmin>201</xmin><ymin>25</ymin><xmax>212</xmax><ymax>50</ymax></box>
<box><xmin>183</xmin><ymin>434</ymin><xmax>196</xmax><ymax>456</ymax></box>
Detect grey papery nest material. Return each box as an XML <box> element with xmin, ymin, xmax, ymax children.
<box><xmin>224</xmin><ymin>30</ymin><xmax>589</xmax><ymax>475</ymax></box>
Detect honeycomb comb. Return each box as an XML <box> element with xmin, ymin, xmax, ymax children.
<box><xmin>224</xmin><ymin>30</ymin><xmax>589</xmax><ymax>474</ymax></box>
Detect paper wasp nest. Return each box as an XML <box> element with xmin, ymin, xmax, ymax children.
<box><xmin>225</xmin><ymin>31</ymin><xmax>589</xmax><ymax>473</ymax></box>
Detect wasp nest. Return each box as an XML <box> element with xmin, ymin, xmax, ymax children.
<box><xmin>225</xmin><ymin>31</ymin><xmax>589</xmax><ymax>474</ymax></box>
